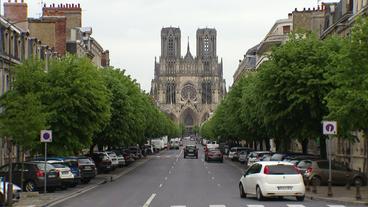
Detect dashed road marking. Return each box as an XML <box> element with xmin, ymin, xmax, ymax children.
<box><xmin>165</xmin><ymin>176</ymin><xmax>168</xmax><ymax>180</ymax></box>
<box><xmin>211</xmin><ymin>176</ymin><xmax>215</xmax><ymax>180</ymax></box>
<box><xmin>143</xmin><ymin>193</ymin><xmax>156</xmax><ymax>207</ymax></box>
<box><xmin>327</xmin><ymin>206</ymin><xmax>346</xmax><ymax>207</ymax></box>
<box><xmin>159</xmin><ymin>183</ymin><xmax>163</xmax><ymax>188</ymax></box>
<box><xmin>247</xmin><ymin>205</ymin><xmax>264</xmax><ymax>207</ymax></box>
<box><xmin>287</xmin><ymin>205</ymin><xmax>306</xmax><ymax>207</ymax></box>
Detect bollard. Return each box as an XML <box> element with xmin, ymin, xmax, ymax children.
<box><xmin>356</xmin><ymin>180</ymin><xmax>362</xmax><ymax>200</ymax></box>
<box><xmin>110</xmin><ymin>176</ymin><xmax>113</xmax><ymax>182</ymax></box>
<box><xmin>312</xmin><ymin>178</ymin><xmax>317</xmax><ymax>194</ymax></box>
<box><xmin>327</xmin><ymin>180</ymin><xmax>333</xmax><ymax>197</ymax></box>
<box><xmin>346</xmin><ymin>174</ymin><xmax>351</xmax><ymax>190</ymax></box>
<box><xmin>306</xmin><ymin>178</ymin><xmax>310</xmax><ymax>192</ymax></box>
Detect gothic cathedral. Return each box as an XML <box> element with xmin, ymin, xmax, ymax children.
<box><xmin>150</xmin><ymin>27</ymin><xmax>226</xmax><ymax>135</ymax></box>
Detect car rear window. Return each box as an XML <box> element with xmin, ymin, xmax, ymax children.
<box><xmin>266</xmin><ymin>165</ymin><xmax>298</xmax><ymax>175</ymax></box>
<box><xmin>51</xmin><ymin>163</ymin><xmax>67</xmax><ymax>168</ymax></box>
<box><xmin>187</xmin><ymin>146</ymin><xmax>195</xmax><ymax>150</ymax></box>
<box><xmin>78</xmin><ymin>159</ymin><xmax>93</xmax><ymax>164</ymax></box>
<box><xmin>35</xmin><ymin>163</ymin><xmax>55</xmax><ymax>171</ymax></box>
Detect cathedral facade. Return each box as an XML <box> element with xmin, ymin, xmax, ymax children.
<box><xmin>150</xmin><ymin>27</ymin><xmax>226</xmax><ymax>134</ymax></box>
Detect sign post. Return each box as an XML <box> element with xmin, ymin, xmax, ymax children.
<box><xmin>322</xmin><ymin>121</ymin><xmax>337</xmax><ymax>197</ymax></box>
<box><xmin>40</xmin><ymin>130</ymin><xmax>52</xmax><ymax>194</ymax></box>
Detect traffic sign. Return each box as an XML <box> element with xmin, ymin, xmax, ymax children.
<box><xmin>323</xmin><ymin>121</ymin><xmax>337</xmax><ymax>135</ymax></box>
<box><xmin>40</xmin><ymin>130</ymin><xmax>52</xmax><ymax>142</ymax></box>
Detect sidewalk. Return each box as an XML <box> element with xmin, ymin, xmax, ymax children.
<box><xmin>13</xmin><ymin>156</ymin><xmax>153</xmax><ymax>207</ymax></box>
<box><xmin>306</xmin><ymin>186</ymin><xmax>368</xmax><ymax>206</ymax></box>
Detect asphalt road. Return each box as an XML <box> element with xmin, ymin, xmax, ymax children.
<box><xmin>53</xmin><ymin>145</ymin><xmax>365</xmax><ymax>207</ymax></box>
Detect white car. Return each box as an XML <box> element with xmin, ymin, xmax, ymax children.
<box><xmin>47</xmin><ymin>161</ymin><xmax>75</xmax><ymax>188</ymax></box>
<box><xmin>0</xmin><ymin>181</ymin><xmax>22</xmax><ymax>202</ymax></box>
<box><xmin>105</xmin><ymin>151</ymin><xmax>119</xmax><ymax>169</ymax></box>
<box><xmin>239</xmin><ymin>161</ymin><xmax>305</xmax><ymax>201</ymax></box>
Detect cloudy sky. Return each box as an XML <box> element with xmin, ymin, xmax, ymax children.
<box><xmin>24</xmin><ymin>0</ymin><xmax>335</xmax><ymax>91</ymax></box>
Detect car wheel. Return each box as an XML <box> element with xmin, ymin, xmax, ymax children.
<box><xmin>353</xmin><ymin>177</ymin><xmax>363</xmax><ymax>186</ymax></box>
<box><xmin>256</xmin><ymin>186</ymin><xmax>264</xmax><ymax>201</ymax></box>
<box><xmin>24</xmin><ymin>180</ymin><xmax>36</xmax><ymax>192</ymax></box>
<box><xmin>239</xmin><ymin>183</ymin><xmax>246</xmax><ymax>198</ymax></box>
<box><xmin>312</xmin><ymin>176</ymin><xmax>322</xmax><ymax>186</ymax></box>
<box><xmin>296</xmin><ymin>195</ymin><xmax>305</xmax><ymax>201</ymax></box>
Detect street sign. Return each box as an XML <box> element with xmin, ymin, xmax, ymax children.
<box><xmin>40</xmin><ymin>130</ymin><xmax>52</xmax><ymax>143</ymax></box>
<box><xmin>323</xmin><ymin>121</ymin><xmax>337</xmax><ymax>135</ymax></box>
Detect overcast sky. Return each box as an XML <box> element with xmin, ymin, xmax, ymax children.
<box><xmin>24</xmin><ymin>0</ymin><xmax>336</xmax><ymax>92</ymax></box>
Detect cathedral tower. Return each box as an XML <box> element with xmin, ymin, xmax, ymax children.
<box><xmin>151</xmin><ymin>27</ymin><xmax>226</xmax><ymax>135</ymax></box>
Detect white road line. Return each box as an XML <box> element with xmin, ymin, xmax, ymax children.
<box><xmin>169</xmin><ymin>170</ymin><xmax>171</xmax><ymax>174</ymax></box>
<box><xmin>211</xmin><ymin>176</ymin><xmax>215</xmax><ymax>180</ymax></box>
<box><xmin>159</xmin><ymin>184</ymin><xmax>163</xmax><ymax>188</ymax></box>
<box><xmin>165</xmin><ymin>177</ymin><xmax>168</xmax><ymax>180</ymax></box>
<box><xmin>171</xmin><ymin>206</ymin><xmax>186</xmax><ymax>207</ymax></box>
<box><xmin>287</xmin><ymin>205</ymin><xmax>306</xmax><ymax>207</ymax></box>
<box><xmin>327</xmin><ymin>206</ymin><xmax>346</xmax><ymax>207</ymax></box>
<box><xmin>209</xmin><ymin>205</ymin><xmax>226</xmax><ymax>207</ymax></box>
<box><xmin>247</xmin><ymin>205</ymin><xmax>264</xmax><ymax>207</ymax></box>
<box><xmin>143</xmin><ymin>193</ymin><xmax>156</xmax><ymax>207</ymax></box>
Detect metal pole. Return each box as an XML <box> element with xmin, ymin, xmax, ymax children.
<box><xmin>327</xmin><ymin>135</ymin><xmax>333</xmax><ymax>197</ymax></box>
<box><xmin>44</xmin><ymin>142</ymin><xmax>47</xmax><ymax>194</ymax></box>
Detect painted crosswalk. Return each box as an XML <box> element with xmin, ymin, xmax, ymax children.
<box><xmin>169</xmin><ymin>205</ymin><xmax>348</xmax><ymax>207</ymax></box>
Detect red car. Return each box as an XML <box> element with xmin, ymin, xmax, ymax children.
<box><xmin>205</xmin><ymin>148</ymin><xmax>223</xmax><ymax>162</ymax></box>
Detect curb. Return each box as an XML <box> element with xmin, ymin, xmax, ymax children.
<box><xmin>306</xmin><ymin>194</ymin><xmax>368</xmax><ymax>206</ymax></box>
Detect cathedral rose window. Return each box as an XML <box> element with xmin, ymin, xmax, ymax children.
<box><xmin>181</xmin><ymin>84</ymin><xmax>197</xmax><ymax>100</ymax></box>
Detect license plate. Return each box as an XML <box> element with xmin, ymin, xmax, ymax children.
<box><xmin>62</xmin><ymin>171</ymin><xmax>68</xmax><ymax>175</ymax></box>
<box><xmin>277</xmin><ymin>186</ymin><xmax>293</xmax><ymax>190</ymax></box>
<box><xmin>48</xmin><ymin>175</ymin><xmax>56</xmax><ymax>178</ymax></box>
<box><xmin>84</xmin><ymin>166</ymin><xmax>91</xmax><ymax>170</ymax></box>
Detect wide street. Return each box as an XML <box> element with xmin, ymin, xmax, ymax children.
<box><xmin>52</xmin><ymin>145</ymin><xmax>365</xmax><ymax>207</ymax></box>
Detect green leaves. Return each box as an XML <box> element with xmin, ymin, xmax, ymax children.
<box><xmin>0</xmin><ymin>55</ymin><xmax>179</xmax><ymax>155</ymax></box>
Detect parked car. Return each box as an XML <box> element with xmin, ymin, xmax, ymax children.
<box><xmin>90</xmin><ymin>153</ymin><xmax>113</xmax><ymax>173</ymax></box>
<box><xmin>44</xmin><ymin>161</ymin><xmax>75</xmax><ymax>189</ymax></box>
<box><xmin>205</xmin><ymin>148</ymin><xmax>223</xmax><ymax>162</ymax></box>
<box><xmin>111</xmin><ymin>151</ymin><xmax>126</xmax><ymax>167</ymax></box>
<box><xmin>229</xmin><ymin>147</ymin><xmax>253</xmax><ymax>161</ymax></box>
<box><xmin>270</xmin><ymin>152</ymin><xmax>310</xmax><ymax>161</ymax></box>
<box><xmin>238</xmin><ymin>151</ymin><xmax>248</xmax><ymax>164</ymax></box>
<box><xmin>184</xmin><ymin>145</ymin><xmax>198</xmax><ymax>159</ymax></box>
<box><xmin>64</xmin><ymin>156</ymin><xmax>96</xmax><ymax>184</ymax></box>
<box><xmin>120</xmin><ymin>149</ymin><xmax>135</xmax><ymax>164</ymax></box>
<box><xmin>239</xmin><ymin>161</ymin><xmax>305</xmax><ymax>201</ymax></box>
<box><xmin>0</xmin><ymin>181</ymin><xmax>22</xmax><ymax>202</ymax></box>
<box><xmin>260</xmin><ymin>154</ymin><xmax>272</xmax><ymax>161</ymax></box>
<box><xmin>284</xmin><ymin>155</ymin><xmax>319</xmax><ymax>166</ymax></box>
<box><xmin>247</xmin><ymin>151</ymin><xmax>273</xmax><ymax>166</ymax></box>
<box><xmin>129</xmin><ymin>147</ymin><xmax>143</xmax><ymax>160</ymax></box>
<box><xmin>298</xmin><ymin>160</ymin><xmax>367</xmax><ymax>186</ymax></box>
<box><xmin>0</xmin><ymin>162</ymin><xmax>61</xmax><ymax>192</ymax></box>
<box><xmin>105</xmin><ymin>151</ymin><xmax>119</xmax><ymax>169</ymax></box>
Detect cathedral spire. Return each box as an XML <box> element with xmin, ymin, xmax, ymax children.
<box><xmin>187</xmin><ymin>36</ymin><xmax>190</xmax><ymax>53</ymax></box>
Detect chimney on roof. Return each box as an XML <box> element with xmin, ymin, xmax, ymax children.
<box><xmin>4</xmin><ymin>0</ymin><xmax>28</xmax><ymax>23</ymax></box>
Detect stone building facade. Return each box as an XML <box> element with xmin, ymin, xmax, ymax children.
<box><xmin>151</xmin><ymin>27</ymin><xmax>226</xmax><ymax>134</ymax></box>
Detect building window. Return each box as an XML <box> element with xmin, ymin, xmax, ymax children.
<box><xmin>202</xmin><ymin>81</ymin><xmax>212</xmax><ymax>104</ymax></box>
<box><xmin>283</xmin><ymin>25</ymin><xmax>291</xmax><ymax>34</ymax></box>
<box><xmin>204</xmin><ymin>61</ymin><xmax>210</xmax><ymax>72</ymax></box>
<box><xmin>166</xmin><ymin>82</ymin><xmax>176</xmax><ymax>104</ymax></box>
<box><xmin>168</xmin><ymin>37</ymin><xmax>174</xmax><ymax>57</ymax></box>
<box><xmin>204</xmin><ymin>36</ymin><xmax>209</xmax><ymax>53</ymax></box>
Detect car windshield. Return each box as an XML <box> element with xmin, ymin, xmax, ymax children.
<box><xmin>51</xmin><ymin>163</ymin><xmax>68</xmax><ymax>168</ymax></box>
<box><xmin>266</xmin><ymin>165</ymin><xmax>299</xmax><ymax>175</ymax></box>
<box><xmin>79</xmin><ymin>158</ymin><xmax>93</xmax><ymax>164</ymax></box>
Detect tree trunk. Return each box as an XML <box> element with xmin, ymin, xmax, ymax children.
<box><xmin>265</xmin><ymin>138</ymin><xmax>271</xmax><ymax>151</ymax></box>
<box><xmin>275</xmin><ymin>139</ymin><xmax>281</xmax><ymax>152</ymax></box>
<box><xmin>21</xmin><ymin>148</ymin><xmax>24</xmax><ymax>191</ymax></box>
<box><xmin>89</xmin><ymin>144</ymin><xmax>95</xmax><ymax>155</ymax></box>
<box><xmin>301</xmin><ymin>139</ymin><xmax>309</xmax><ymax>154</ymax></box>
<box><xmin>320</xmin><ymin>137</ymin><xmax>327</xmax><ymax>159</ymax></box>
<box><xmin>363</xmin><ymin>130</ymin><xmax>368</xmax><ymax>174</ymax></box>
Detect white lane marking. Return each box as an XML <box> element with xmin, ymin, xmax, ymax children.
<box><xmin>327</xmin><ymin>206</ymin><xmax>346</xmax><ymax>207</ymax></box>
<box><xmin>169</xmin><ymin>170</ymin><xmax>171</xmax><ymax>174</ymax></box>
<box><xmin>247</xmin><ymin>205</ymin><xmax>264</xmax><ymax>207</ymax></box>
<box><xmin>209</xmin><ymin>205</ymin><xmax>226</xmax><ymax>207</ymax></box>
<box><xmin>287</xmin><ymin>205</ymin><xmax>306</xmax><ymax>207</ymax></box>
<box><xmin>159</xmin><ymin>183</ymin><xmax>163</xmax><ymax>188</ymax></box>
<box><xmin>171</xmin><ymin>206</ymin><xmax>186</xmax><ymax>207</ymax></box>
<box><xmin>165</xmin><ymin>177</ymin><xmax>168</xmax><ymax>180</ymax></box>
<box><xmin>143</xmin><ymin>193</ymin><xmax>156</xmax><ymax>207</ymax></box>
<box><xmin>211</xmin><ymin>176</ymin><xmax>215</xmax><ymax>180</ymax></box>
